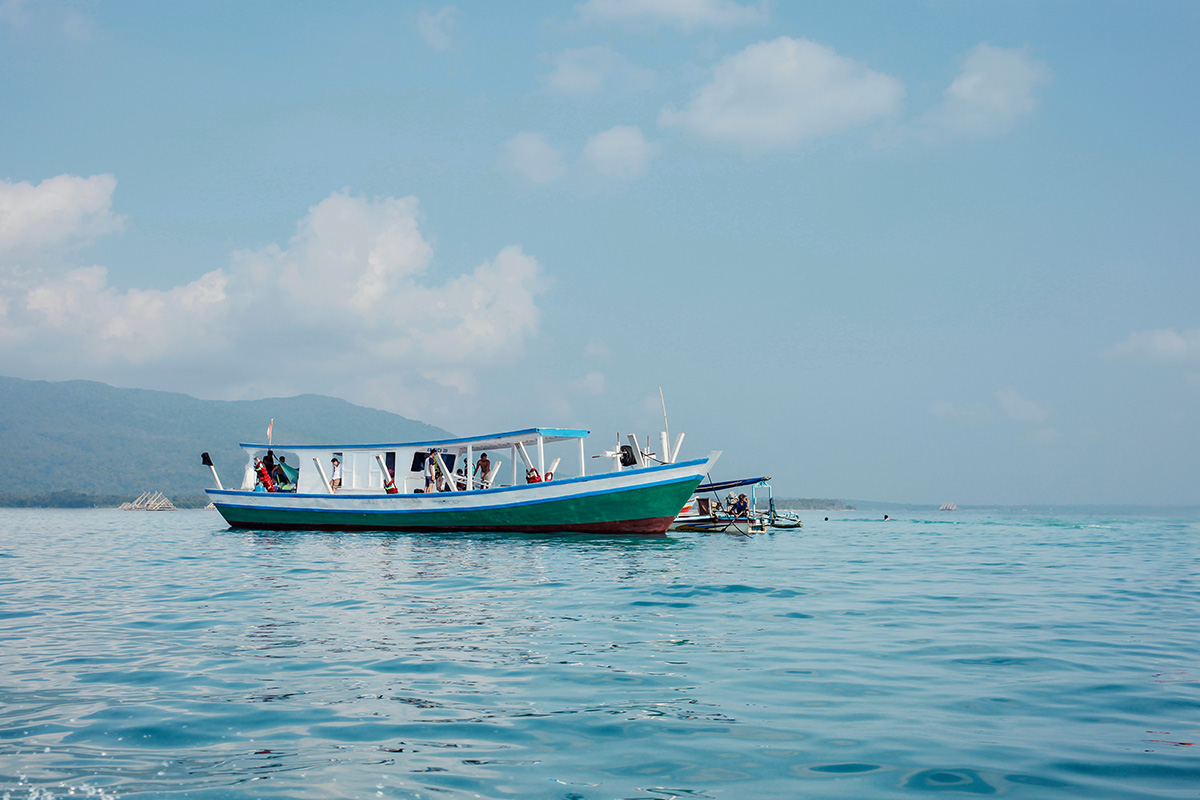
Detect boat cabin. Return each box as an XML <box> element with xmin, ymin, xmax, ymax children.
<box><xmin>238</xmin><ymin>428</ymin><xmax>593</xmax><ymax>495</ymax></box>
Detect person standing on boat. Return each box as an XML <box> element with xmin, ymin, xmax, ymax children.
<box><xmin>330</xmin><ymin>457</ymin><xmax>342</xmax><ymax>491</ymax></box>
<box><xmin>474</xmin><ymin>452</ymin><xmax>491</xmax><ymax>485</ymax></box>
<box><xmin>425</xmin><ymin>449</ymin><xmax>443</xmax><ymax>492</ymax></box>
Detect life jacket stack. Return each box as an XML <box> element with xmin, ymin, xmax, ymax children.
<box><xmin>255</xmin><ymin>461</ymin><xmax>276</xmax><ymax>492</ymax></box>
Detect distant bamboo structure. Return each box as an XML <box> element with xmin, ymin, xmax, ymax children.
<box><xmin>119</xmin><ymin>491</ymin><xmax>177</xmax><ymax>511</ymax></box>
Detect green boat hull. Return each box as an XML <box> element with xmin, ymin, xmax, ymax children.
<box><xmin>211</xmin><ymin>471</ymin><xmax>702</xmax><ymax>534</ymax></box>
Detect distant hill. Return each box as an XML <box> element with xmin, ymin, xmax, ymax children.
<box><xmin>0</xmin><ymin>375</ymin><xmax>453</xmax><ymax>500</ymax></box>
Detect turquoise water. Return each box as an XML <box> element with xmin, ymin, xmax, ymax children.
<box><xmin>1</xmin><ymin>508</ymin><xmax>1198</xmax><ymax>799</ymax></box>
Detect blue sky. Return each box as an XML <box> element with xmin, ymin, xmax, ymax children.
<box><xmin>2</xmin><ymin>0</ymin><xmax>1198</xmax><ymax>504</ymax></box>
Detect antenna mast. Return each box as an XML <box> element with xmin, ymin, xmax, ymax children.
<box><xmin>659</xmin><ymin>387</ymin><xmax>669</xmax><ymax>450</ymax></box>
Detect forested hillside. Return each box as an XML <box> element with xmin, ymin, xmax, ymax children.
<box><xmin>0</xmin><ymin>376</ymin><xmax>453</xmax><ymax>500</ymax></box>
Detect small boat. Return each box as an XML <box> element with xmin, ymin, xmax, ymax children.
<box><xmin>201</xmin><ymin>427</ymin><xmax>719</xmax><ymax>535</ymax></box>
<box><xmin>939</xmin><ymin>503</ymin><xmax>958</xmax><ymax>511</ymax></box>
<box><xmin>671</xmin><ymin>476</ymin><xmax>802</xmax><ymax>534</ymax></box>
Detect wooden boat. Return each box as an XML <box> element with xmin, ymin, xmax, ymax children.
<box><xmin>201</xmin><ymin>428</ymin><xmax>719</xmax><ymax>534</ymax></box>
<box><xmin>670</xmin><ymin>476</ymin><xmax>802</xmax><ymax>533</ymax></box>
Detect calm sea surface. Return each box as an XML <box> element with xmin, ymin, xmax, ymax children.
<box><xmin>1</xmin><ymin>508</ymin><xmax>1198</xmax><ymax>799</ymax></box>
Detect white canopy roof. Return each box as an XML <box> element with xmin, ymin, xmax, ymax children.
<box><xmin>239</xmin><ymin>427</ymin><xmax>590</xmax><ymax>453</ymax></box>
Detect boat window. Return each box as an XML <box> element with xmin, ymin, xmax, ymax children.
<box><xmin>385</xmin><ymin>452</ymin><xmax>396</xmax><ymax>475</ymax></box>
<box><xmin>409</xmin><ymin>451</ymin><xmax>455</xmax><ymax>472</ymax></box>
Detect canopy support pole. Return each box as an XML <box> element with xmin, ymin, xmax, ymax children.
<box><xmin>432</xmin><ymin>451</ymin><xmax>457</xmax><ymax>492</ymax></box>
<box><xmin>313</xmin><ymin>457</ymin><xmax>333</xmax><ymax>493</ymax></box>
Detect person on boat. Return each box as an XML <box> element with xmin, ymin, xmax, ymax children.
<box><xmin>730</xmin><ymin>493</ymin><xmax>749</xmax><ymax>519</ymax></box>
<box><xmin>425</xmin><ymin>450</ymin><xmax>445</xmax><ymax>492</ymax></box>
<box><xmin>263</xmin><ymin>450</ymin><xmax>277</xmax><ymax>475</ymax></box>
<box><xmin>330</xmin><ymin>457</ymin><xmax>342</xmax><ymax>491</ymax></box>
<box><xmin>455</xmin><ymin>468</ymin><xmax>468</xmax><ymax>490</ymax></box>
<box><xmin>474</xmin><ymin>453</ymin><xmax>491</xmax><ymax>483</ymax></box>
<box><xmin>270</xmin><ymin>456</ymin><xmax>287</xmax><ymax>486</ymax></box>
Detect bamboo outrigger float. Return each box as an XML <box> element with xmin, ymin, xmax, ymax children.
<box><xmin>202</xmin><ymin>428</ymin><xmax>719</xmax><ymax>535</ymax></box>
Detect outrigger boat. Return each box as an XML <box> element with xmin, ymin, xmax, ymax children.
<box><xmin>670</xmin><ymin>476</ymin><xmax>802</xmax><ymax>534</ymax></box>
<box><xmin>201</xmin><ymin>427</ymin><xmax>719</xmax><ymax>535</ymax></box>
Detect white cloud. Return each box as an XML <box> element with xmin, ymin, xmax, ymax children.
<box><xmin>0</xmin><ymin>174</ymin><xmax>125</xmax><ymax>255</ymax></box>
<box><xmin>577</xmin><ymin>0</ymin><xmax>767</xmax><ymax>30</ymax></box>
<box><xmin>583</xmin><ymin>125</ymin><xmax>657</xmax><ymax>181</ymax></box>
<box><xmin>545</xmin><ymin>46</ymin><xmax>655</xmax><ymax>96</ymax></box>
<box><xmin>1107</xmin><ymin>328</ymin><xmax>1200</xmax><ymax>363</ymax></box>
<box><xmin>996</xmin><ymin>388</ymin><xmax>1049</xmax><ymax>423</ymax></box>
<box><xmin>21</xmin><ymin>265</ymin><xmax>228</xmax><ymax>363</ymax></box>
<box><xmin>224</xmin><ymin>191</ymin><xmax>545</xmax><ymax>366</ymax></box>
<box><xmin>417</xmin><ymin>5</ymin><xmax>457</xmax><ymax>52</ymax></box>
<box><xmin>931</xmin><ymin>400</ymin><xmax>994</xmax><ymax>427</ymax></box>
<box><xmin>660</xmin><ymin>37</ymin><xmax>904</xmax><ymax>152</ymax></box>
<box><xmin>0</xmin><ymin>186</ymin><xmax>548</xmax><ymax>405</ymax></box>
<box><xmin>498</xmin><ymin>132</ymin><xmax>567</xmax><ymax>184</ymax></box>
<box><xmin>912</xmin><ymin>44</ymin><xmax>1050</xmax><ymax>141</ymax></box>
<box><xmin>237</xmin><ymin>191</ymin><xmax>433</xmax><ymax>315</ymax></box>
<box><xmin>584</xmin><ymin>339</ymin><xmax>611</xmax><ymax>360</ymax></box>
<box><xmin>933</xmin><ymin>389</ymin><xmax>1054</xmax><ymax>438</ymax></box>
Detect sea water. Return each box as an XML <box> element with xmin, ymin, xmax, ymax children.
<box><xmin>1</xmin><ymin>508</ymin><xmax>1198</xmax><ymax>799</ymax></box>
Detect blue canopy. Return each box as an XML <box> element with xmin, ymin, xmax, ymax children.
<box><xmin>695</xmin><ymin>476</ymin><xmax>771</xmax><ymax>493</ymax></box>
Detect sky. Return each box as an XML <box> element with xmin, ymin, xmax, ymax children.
<box><xmin>2</xmin><ymin>0</ymin><xmax>1198</xmax><ymax>505</ymax></box>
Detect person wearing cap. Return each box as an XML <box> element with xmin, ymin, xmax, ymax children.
<box><xmin>330</xmin><ymin>457</ymin><xmax>342</xmax><ymax>491</ymax></box>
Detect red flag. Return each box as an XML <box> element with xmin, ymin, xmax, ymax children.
<box><xmin>267</xmin><ymin>419</ymin><xmax>273</xmax><ymax>444</ymax></box>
